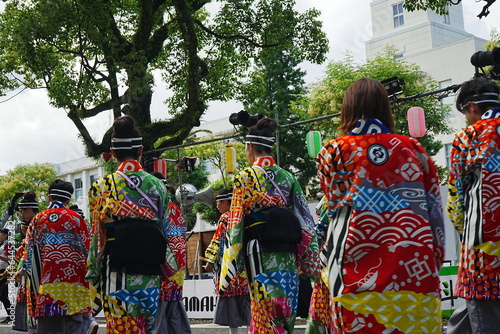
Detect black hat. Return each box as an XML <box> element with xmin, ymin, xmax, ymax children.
<box><xmin>215</xmin><ymin>188</ymin><xmax>233</xmax><ymax>201</ymax></box>
<box><xmin>48</xmin><ymin>180</ymin><xmax>74</xmax><ymax>201</ymax></box>
<box><xmin>69</xmin><ymin>205</ymin><xmax>85</xmax><ymax>220</ymax></box>
<box><xmin>17</xmin><ymin>191</ymin><xmax>38</xmax><ymax>210</ymax></box>
<box><xmin>216</xmin><ymin>192</ymin><xmax>233</xmax><ymax>201</ymax></box>
<box><xmin>0</xmin><ymin>229</ymin><xmax>9</xmax><ymax>235</ymax></box>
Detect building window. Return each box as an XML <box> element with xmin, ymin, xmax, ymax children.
<box><xmin>439</xmin><ymin>79</ymin><xmax>454</xmax><ymax>109</ymax></box>
<box><xmin>443</xmin><ymin>5</ymin><xmax>450</xmax><ymax>24</ymax></box>
<box><xmin>393</xmin><ymin>3</ymin><xmax>404</xmax><ymax>28</ymax></box>
<box><xmin>74</xmin><ymin>178</ymin><xmax>83</xmax><ymax>199</ymax></box>
<box><xmin>90</xmin><ymin>174</ymin><xmax>98</xmax><ymax>185</ymax></box>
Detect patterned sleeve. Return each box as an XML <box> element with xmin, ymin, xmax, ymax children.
<box><xmin>86</xmin><ymin>179</ymin><xmax>108</xmax><ymax>285</ymax></box>
<box><xmin>447</xmin><ymin>128</ymin><xmax>474</xmax><ymax>235</ymax></box>
<box><xmin>21</xmin><ymin>217</ymin><xmax>39</xmax><ymax>272</ymax></box>
<box><xmin>160</xmin><ymin>201</ymin><xmax>182</xmax><ymax>280</ymax></box>
<box><xmin>289</xmin><ymin>174</ymin><xmax>321</xmax><ymax>283</ymax></box>
<box><xmin>219</xmin><ymin>167</ymin><xmax>263</xmax><ymax>291</ymax></box>
<box><xmin>167</xmin><ymin>202</ymin><xmax>186</xmax><ymax>270</ymax></box>
<box><xmin>204</xmin><ymin>217</ymin><xmax>226</xmax><ymax>265</ymax></box>
<box><xmin>413</xmin><ymin>139</ymin><xmax>445</xmax><ymax>268</ymax></box>
<box><xmin>317</xmin><ymin>139</ymin><xmax>351</xmax><ymax>210</ymax></box>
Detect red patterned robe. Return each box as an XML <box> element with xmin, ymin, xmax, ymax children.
<box><xmin>23</xmin><ymin>202</ymin><xmax>91</xmax><ymax>319</ymax></box>
<box><xmin>160</xmin><ymin>202</ymin><xmax>185</xmax><ymax>302</ymax></box>
<box><xmin>447</xmin><ymin>108</ymin><xmax>500</xmax><ymax>302</ymax></box>
<box><xmin>317</xmin><ymin>118</ymin><xmax>445</xmax><ymax>333</ymax></box>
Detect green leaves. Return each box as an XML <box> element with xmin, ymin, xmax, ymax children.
<box><xmin>0</xmin><ymin>0</ymin><xmax>328</xmax><ymax>161</ymax></box>
<box><xmin>403</xmin><ymin>0</ymin><xmax>451</xmax><ymax>15</ymax></box>
<box><xmin>0</xmin><ymin>163</ymin><xmax>57</xmax><ymax>213</ymax></box>
<box><xmin>305</xmin><ymin>46</ymin><xmax>454</xmax><ymax>158</ymax></box>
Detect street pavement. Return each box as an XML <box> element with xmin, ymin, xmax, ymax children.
<box><xmin>0</xmin><ymin>320</ymin><xmax>446</xmax><ymax>333</ymax></box>
<box><xmin>0</xmin><ymin>320</ymin><xmax>308</xmax><ymax>333</ymax></box>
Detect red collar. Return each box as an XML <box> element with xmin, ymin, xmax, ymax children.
<box><xmin>253</xmin><ymin>156</ymin><xmax>276</xmax><ymax>168</ymax></box>
<box><xmin>117</xmin><ymin>160</ymin><xmax>144</xmax><ymax>172</ymax></box>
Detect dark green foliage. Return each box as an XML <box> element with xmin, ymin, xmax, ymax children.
<box><xmin>0</xmin><ymin>0</ymin><xmax>328</xmax><ymax>165</ymax></box>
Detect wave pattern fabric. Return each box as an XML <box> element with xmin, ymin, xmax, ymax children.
<box><xmin>160</xmin><ymin>202</ymin><xmax>185</xmax><ymax>302</ymax></box>
<box><xmin>24</xmin><ymin>204</ymin><xmax>91</xmax><ymax>319</ymax></box>
<box><xmin>316</xmin><ymin>118</ymin><xmax>445</xmax><ymax>334</ymax></box>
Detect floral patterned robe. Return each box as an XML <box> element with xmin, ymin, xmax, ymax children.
<box><xmin>220</xmin><ymin>156</ymin><xmax>321</xmax><ymax>334</ymax></box>
<box><xmin>23</xmin><ymin>202</ymin><xmax>91</xmax><ymax>319</ymax></box>
<box><xmin>87</xmin><ymin>160</ymin><xmax>170</xmax><ymax>334</ymax></box>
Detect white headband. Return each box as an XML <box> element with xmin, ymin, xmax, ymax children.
<box><xmin>49</xmin><ymin>189</ymin><xmax>72</xmax><ymax>200</ymax></box>
<box><xmin>462</xmin><ymin>92</ymin><xmax>500</xmax><ymax>109</ymax></box>
<box><xmin>245</xmin><ymin>135</ymin><xmax>275</xmax><ymax>149</ymax></box>
<box><xmin>111</xmin><ymin>137</ymin><xmax>143</xmax><ymax>150</ymax></box>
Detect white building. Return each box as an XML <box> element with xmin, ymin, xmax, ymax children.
<box><xmin>53</xmin><ymin>156</ymin><xmax>105</xmax><ymax>219</ymax></box>
<box><xmin>365</xmin><ymin>1</ymin><xmax>492</xmax><ymax>262</ymax></box>
<box><xmin>366</xmin><ymin>0</ymin><xmax>487</xmax><ymax>168</ymax></box>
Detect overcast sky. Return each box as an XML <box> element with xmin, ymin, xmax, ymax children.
<box><xmin>0</xmin><ymin>0</ymin><xmax>498</xmax><ymax>174</ymax></box>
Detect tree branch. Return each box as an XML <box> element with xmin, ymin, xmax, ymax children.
<box><xmin>77</xmin><ymin>91</ymin><xmax>127</xmax><ymax>119</ymax></box>
<box><xmin>67</xmin><ymin>106</ymin><xmax>111</xmax><ymax>156</ymax></box>
<box><xmin>193</xmin><ymin>19</ymin><xmax>291</xmax><ymax>48</ymax></box>
<box><xmin>478</xmin><ymin>0</ymin><xmax>496</xmax><ymax>19</ymax></box>
<box><xmin>147</xmin><ymin>21</ymin><xmax>175</xmax><ymax>62</ymax></box>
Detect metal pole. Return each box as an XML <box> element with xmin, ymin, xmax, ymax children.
<box><xmin>143</xmin><ymin>82</ymin><xmax>462</xmax><ymax>158</ymax></box>
<box><xmin>275</xmin><ymin>112</ymin><xmax>281</xmax><ymax>165</ymax></box>
<box><xmin>177</xmin><ymin>147</ymin><xmax>187</xmax><ymax>216</ymax></box>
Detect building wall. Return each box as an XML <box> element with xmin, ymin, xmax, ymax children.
<box><xmin>366</xmin><ymin>0</ymin><xmax>487</xmax><ymax>168</ymax></box>
<box><xmin>53</xmin><ymin>156</ymin><xmax>105</xmax><ymax>219</ymax></box>
<box><xmin>403</xmin><ymin>37</ymin><xmax>487</xmax><ymax>166</ymax></box>
<box><xmin>370</xmin><ymin>0</ymin><xmax>466</xmax><ymax>40</ymax></box>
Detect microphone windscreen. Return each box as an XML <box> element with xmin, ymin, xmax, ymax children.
<box><xmin>407</xmin><ymin>106</ymin><xmax>426</xmax><ymax>138</ymax></box>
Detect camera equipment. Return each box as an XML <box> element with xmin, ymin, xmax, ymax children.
<box><xmin>381</xmin><ymin>77</ymin><xmax>405</xmax><ymax>98</ymax></box>
<box><xmin>471</xmin><ymin>48</ymin><xmax>500</xmax><ymax>68</ymax></box>
<box><xmin>229</xmin><ymin>110</ymin><xmax>264</xmax><ymax>127</ymax></box>
<box><xmin>470</xmin><ymin>47</ymin><xmax>500</xmax><ymax>79</ymax></box>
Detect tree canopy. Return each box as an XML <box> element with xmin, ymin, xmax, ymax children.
<box><xmin>303</xmin><ymin>47</ymin><xmax>454</xmax><ymax>158</ymax></box>
<box><xmin>0</xmin><ymin>163</ymin><xmax>57</xmax><ymax>214</ymax></box>
<box><xmin>403</xmin><ymin>0</ymin><xmax>496</xmax><ymax>19</ymax></box>
<box><xmin>238</xmin><ymin>44</ymin><xmax>317</xmax><ymax>190</ymax></box>
<box><xmin>0</xmin><ymin>0</ymin><xmax>328</xmax><ymax>167</ymax></box>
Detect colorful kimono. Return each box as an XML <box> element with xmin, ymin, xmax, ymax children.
<box><xmin>10</xmin><ymin>236</ymin><xmax>31</xmax><ymax>331</ymax></box>
<box><xmin>87</xmin><ymin>160</ymin><xmax>169</xmax><ymax>334</ymax></box>
<box><xmin>447</xmin><ymin>108</ymin><xmax>500</xmax><ymax>301</ymax></box>
<box><xmin>159</xmin><ymin>202</ymin><xmax>185</xmax><ymax>302</ymax></box>
<box><xmin>155</xmin><ymin>201</ymin><xmax>191</xmax><ymax>334</ymax></box>
<box><xmin>220</xmin><ymin>156</ymin><xmax>321</xmax><ymax>334</ymax></box>
<box><xmin>317</xmin><ymin>118</ymin><xmax>445</xmax><ymax>334</ymax></box>
<box><xmin>306</xmin><ymin>197</ymin><xmax>333</xmax><ymax>334</ymax></box>
<box><xmin>23</xmin><ymin>201</ymin><xmax>91</xmax><ymax>319</ymax></box>
<box><xmin>204</xmin><ymin>211</ymin><xmax>249</xmax><ymax>298</ymax></box>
